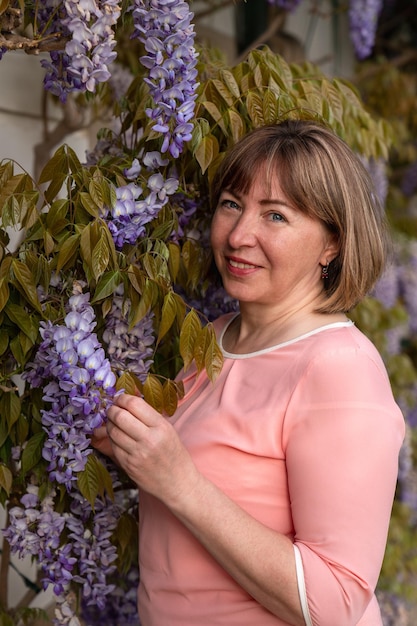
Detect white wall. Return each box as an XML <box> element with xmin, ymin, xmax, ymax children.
<box><xmin>286</xmin><ymin>0</ymin><xmax>355</xmax><ymax>78</ymax></box>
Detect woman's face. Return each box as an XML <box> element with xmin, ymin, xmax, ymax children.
<box><xmin>210</xmin><ymin>170</ymin><xmax>339</xmax><ymax>311</ymax></box>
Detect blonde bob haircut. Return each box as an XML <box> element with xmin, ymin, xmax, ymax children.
<box><xmin>210</xmin><ymin>119</ymin><xmax>390</xmax><ymax>314</ymax></box>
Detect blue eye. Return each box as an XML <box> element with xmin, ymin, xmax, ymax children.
<box><xmin>270</xmin><ymin>212</ymin><xmax>285</xmax><ymax>222</ymax></box>
<box><xmin>221</xmin><ymin>199</ymin><xmax>240</xmax><ymax>210</ymax></box>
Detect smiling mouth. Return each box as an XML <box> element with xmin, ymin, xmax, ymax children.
<box><xmin>228</xmin><ymin>258</ymin><xmax>258</xmax><ymax>270</ymax></box>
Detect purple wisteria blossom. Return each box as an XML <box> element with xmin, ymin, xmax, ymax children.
<box><xmin>4</xmin><ymin>486</ymin><xmax>122</xmax><ymax>624</ymax></box>
<box><xmin>103</xmin><ymin>295</ymin><xmax>155</xmax><ymax>382</ymax></box>
<box><xmin>81</xmin><ymin>564</ymin><xmax>140</xmax><ymax>625</ymax></box>
<box><xmin>108</xmin><ymin>62</ymin><xmax>134</xmax><ymax>102</ymax></box>
<box><xmin>376</xmin><ymin>590</ymin><xmax>411</xmax><ymax>626</ymax></box>
<box><xmin>401</xmin><ymin>159</ymin><xmax>417</xmax><ymax>197</ymax></box>
<box><xmin>40</xmin><ymin>0</ymin><xmax>121</xmax><ymax>101</ymax></box>
<box><xmin>3</xmin><ymin>487</ymin><xmax>77</xmax><ymax>600</ymax></box>
<box><xmin>23</xmin><ymin>292</ymin><xmax>117</xmax><ymax>489</ymax></box>
<box><xmin>106</xmin><ymin>164</ymin><xmax>179</xmax><ymax>247</ymax></box>
<box><xmin>131</xmin><ymin>0</ymin><xmax>199</xmax><ymax>158</ymax></box>
<box><xmin>361</xmin><ymin>156</ymin><xmax>389</xmax><ymax>207</ymax></box>
<box><xmin>372</xmin><ymin>261</ymin><xmax>399</xmax><ymax>310</ymax></box>
<box><xmin>398</xmin><ymin>239</ymin><xmax>417</xmax><ymax>334</ymax></box>
<box><xmin>349</xmin><ymin>0</ymin><xmax>383</xmax><ymax>59</ymax></box>
<box><xmin>267</xmin><ymin>0</ymin><xmax>302</xmax><ymax>11</ymax></box>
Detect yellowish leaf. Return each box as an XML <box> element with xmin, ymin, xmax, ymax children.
<box><xmin>195</xmin><ymin>134</ymin><xmax>219</xmax><ymax>175</ymax></box>
<box><xmin>143</xmin><ymin>374</ymin><xmax>164</xmax><ymax>413</ymax></box>
<box><xmin>0</xmin><ymin>464</ymin><xmax>12</xmax><ymax>496</ymax></box>
<box><xmin>179</xmin><ymin>309</ymin><xmax>202</xmax><ymax>371</ymax></box>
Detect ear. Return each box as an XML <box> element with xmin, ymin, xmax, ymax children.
<box><xmin>321</xmin><ymin>233</ymin><xmax>340</xmax><ymax>266</ymax></box>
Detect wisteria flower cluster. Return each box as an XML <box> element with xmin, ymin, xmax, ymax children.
<box><xmin>106</xmin><ymin>151</ymin><xmax>179</xmax><ymax>248</ymax></box>
<box><xmin>131</xmin><ymin>0</ymin><xmax>199</xmax><ymax>158</ymax></box>
<box><xmin>4</xmin><ymin>290</ymin><xmax>128</xmax><ymax>621</ymax></box>
<box><xmin>103</xmin><ymin>293</ymin><xmax>155</xmax><ymax>382</ymax></box>
<box><xmin>348</xmin><ymin>0</ymin><xmax>383</xmax><ymax>59</ymax></box>
<box><xmin>4</xmin><ymin>471</ymin><xmax>130</xmax><ymax>625</ymax></box>
<box><xmin>23</xmin><ymin>292</ymin><xmax>117</xmax><ymax>490</ymax></box>
<box><xmin>40</xmin><ymin>0</ymin><xmax>121</xmax><ymax>101</ymax></box>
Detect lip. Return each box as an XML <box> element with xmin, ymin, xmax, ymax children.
<box><xmin>226</xmin><ymin>256</ymin><xmax>260</xmax><ymax>275</ymax></box>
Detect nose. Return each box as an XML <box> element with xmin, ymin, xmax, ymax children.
<box><xmin>227</xmin><ymin>210</ymin><xmax>258</xmax><ymax>249</ymax></box>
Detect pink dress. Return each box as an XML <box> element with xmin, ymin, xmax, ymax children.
<box><xmin>138</xmin><ymin>314</ymin><xmax>405</xmax><ymax>626</ymax></box>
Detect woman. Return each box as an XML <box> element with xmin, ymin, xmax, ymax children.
<box><xmin>94</xmin><ymin>120</ymin><xmax>405</xmax><ymax>626</ymax></box>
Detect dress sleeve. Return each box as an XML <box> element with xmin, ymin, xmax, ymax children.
<box><xmin>283</xmin><ymin>347</ymin><xmax>405</xmax><ymax>626</ymax></box>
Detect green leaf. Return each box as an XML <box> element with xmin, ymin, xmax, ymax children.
<box><xmin>179</xmin><ymin>308</ymin><xmax>202</xmax><ymax>371</ymax></box>
<box><xmin>167</xmin><ymin>242</ymin><xmax>181</xmax><ymax>282</ymax></box>
<box><xmin>21</xmin><ymin>431</ymin><xmax>45</xmax><ymax>476</ymax></box>
<box><xmin>246</xmin><ymin>91</ymin><xmax>264</xmax><ymax>127</ymax></box>
<box><xmin>0</xmin><ymin>330</ymin><xmax>8</xmax><ymax>356</ymax></box>
<box><xmin>56</xmin><ymin>233</ymin><xmax>81</xmax><ymax>272</ymax></box>
<box><xmin>321</xmin><ymin>81</ymin><xmax>344</xmax><ymax>123</ymax></box>
<box><xmin>45</xmin><ymin>198</ymin><xmax>69</xmax><ymax>234</ymax></box>
<box><xmin>157</xmin><ymin>291</ymin><xmax>178</xmax><ymax>343</ymax></box>
<box><xmin>201</xmin><ymin>101</ymin><xmax>228</xmax><ymax>135</ymax></box>
<box><xmin>253</xmin><ymin>63</ymin><xmax>266</xmax><ymax>90</ymax></box>
<box><xmin>92</xmin><ymin>271</ymin><xmax>122</xmax><ymax>302</ymax></box>
<box><xmin>92</xmin><ymin>232</ymin><xmax>110</xmax><ymax>280</ymax></box>
<box><xmin>181</xmin><ymin>240</ymin><xmax>205</xmax><ymax>290</ymax></box>
<box><xmin>204</xmin><ymin>325</ymin><xmax>224</xmax><ymax>382</ymax></box>
<box><xmin>194</xmin><ymin>134</ymin><xmax>219</xmax><ymax>174</ymax></box>
<box><xmin>89</xmin><ymin>175</ymin><xmax>107</xmax><ymax>209</ymax></box>
<box><xmin>0</xmin><ymin>275</ymin><xmax>10</xmax><ymax>314</ymax></box>
<box><xmin>193</xmin><ymin>324</ymin><xmax>223</xmax><ymax>380</ymax></box>
<box><xmin>193</xmin><ymin>326</ymin><xmax>211</xmax><ymax>374</ymax></box>
<box><xmin>212</xmin><ymin>78</ymin><xmax>235</xmax><ymax>107</ymax></box>
<box><xmin>79</xmin><ymin>191</ymin><xmax>101</xmax><ymax>217</ymax></box>
<box><xmin>80</xmin><ymin>221</ymin><xmax>100</xmax><ymax>274</ymax></box>
<box><xmin>77</xmin><ymin>454</ymin><xmax>103</xmax><ymax>509</ymax></box>
<box><xmin>43</xmin><ymin>229</ymin><xmax>55</xmax><ymax>255</ymax></box>
<box><xmin>228</xmin><ymin>109</ymin><xmax>245</xmax><ymax>143</ymax></box>
<box><xmin>128</xmin><ymin>279</ymin><xmax>156</xmax><ymax>327</ymax></box>
<box><xmin>116</xmin><ymin>513</ymin><xmax>138</xmax><ymax>554</ymax></box>
<box><xmin>262</xmin><ymin>88</ymin><xmax>278</xmax><ymax>124</ymax></box>
<box><xmin>143</xmin><ymin>374</ymin><xmax>164</xmax><ymax>413</ymax></box>
<box><xmin>0</xmin><ymin>391</ymin><xmax>21</xmax><ymax>446</ymax></box>
<box><xmin>127</xmin><ymin>264</ymin><xmax>145</xmax><ymax>295</ymax></box>
<box><xmin>163</xmin><ymin>379</ymin><xmax>180</xmax><ymax>416</ymax></box>
<box><xmin>0</xmin><ymin>464</ymin><xmax>12</xmax><ymax>496</ymax></box>
<box><xmin>116</xmin><ymin>371</ymin><xmax>140</xmax><ymax>395</ymax></box>
<box><xmin>11</xmin><ymin>259</ymin><xmax>42</xmax><ymax>313</ymax></box>
<box><xmin>219</xmin><ymin>68</ymin><xmax>241</xmax><ymax>99</ymax></box>
<box><xmin>5</xmin><ymin>302</ymin><xmax>39</xmax><ymax>342</ymax></box>
<box><xmin>95</xmin><ymin>457</ymin><xmax>114</xmax><ymax>500</ymax></box>
<box><xmin>38</xmin><ymin>146</ymin><xmax>68</xmax><ymax>184</ymax></box>
<box><xmin>191</xmin><ymin>118</ymin><xmax>211</xmax><ymax>154</ymax></box>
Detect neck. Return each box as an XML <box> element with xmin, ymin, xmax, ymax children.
<box><xmin>224</xmin><ymin>305</ymin><xmax>347</xmax><ymax>354</ymax></box>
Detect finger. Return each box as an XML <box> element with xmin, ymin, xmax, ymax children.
<box><xmin>92</xmin><ymin>425</ymin><xmax>108</xmax><ymax>441</ymax></box>
<box><xmin>112</xmin><ymin>393</ymin><xmax>162</xmax><ymax>427</ymax></box>
<box><xmin>106</xmin><ymin>404</ymin><xmax>142</xmax><ymax>446</ymax></box>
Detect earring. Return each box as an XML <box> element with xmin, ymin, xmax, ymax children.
<box><xmin>321</xmin><ymin>263</ymin><xmax>329</xmax><ymax>280</ymax></box>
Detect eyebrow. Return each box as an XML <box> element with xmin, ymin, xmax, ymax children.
<box><xmin>219</xmin><ymin>189</ymin><xmax>297</xmax><ymax>211</ymax></box>
<box><xmin>221</xmin><ymin>189</ymin><xmax>294</xmax><ymax>210</ymax></box>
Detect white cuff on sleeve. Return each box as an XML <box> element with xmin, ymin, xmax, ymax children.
<box><xmin>293</xmin><ymin>544</ymin><xmax>313</xmax><ymax>626</ymax></box>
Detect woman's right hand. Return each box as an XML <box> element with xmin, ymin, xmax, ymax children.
<box><xmin>91</xmin><ymin>424</ymin><xmax>115</xmax><ymax>459</ymax></box>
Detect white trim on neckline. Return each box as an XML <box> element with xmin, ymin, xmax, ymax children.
<box><xmin>219</xmin><ymin>314</ymin><xmax>354</xmax><ymax>359</ymax></box>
